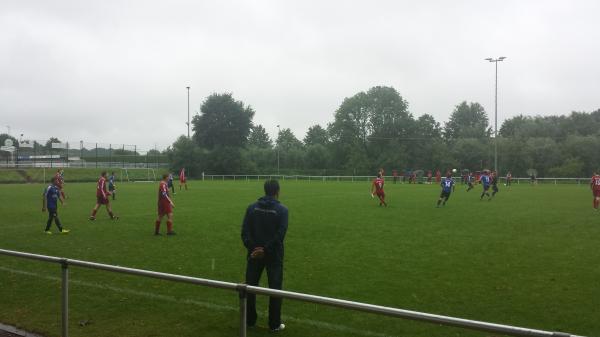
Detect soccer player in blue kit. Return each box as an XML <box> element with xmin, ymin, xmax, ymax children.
<box><xmin>108</xmin><ymin>171</ymin><xmax>117</xmax><ymax>200</ymax></box>
<box><xmin>436</xmin><ymin>173</ymin><xmax>455</xmax><ymax>207</ymax></box>
<box><xmin>42</xmin><ymin>177</ymin><xmax>70</xmax><ymax>234</ymax></box>
<box><xmin>480</xmin><ymin>170</ymin><xmax>492</xmax><ymax>201</ymax></box>
<box><xmin>466</xmin><ymin>172</ymin><xmax>475</xmax><ymax>192</ymax></box>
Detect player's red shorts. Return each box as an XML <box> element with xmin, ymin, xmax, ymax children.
<box><xmin>593</xmin><ymin>190</ymin><xmax>600</xmax><ymax>198</ymax></box>
<box><xmin>158</xmin><ymin>201</ymin><xmax>173</xmax><ymax>216</ymax></box>
<box><xmin>376</xmin><ymin>191</ymin><xmax>385</xmax><ymax>198</ymax></box>
<box><xmin>96</xmin><ymin>196</ymin><xmax>109</xmax><ymax>205</ymax></box>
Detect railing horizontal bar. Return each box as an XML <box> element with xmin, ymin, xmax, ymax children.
<box><xmin>66</xmin><ymin>259</ymin><xmax>239</xmax><ymax>291</ymax></box>
<box><xmin>0</xmin><ymin>249</ymin><xmax>64</xmax><ymax>263</ymax></box>
<box><xmin>0</xmin><ymin>249</ymin><xmax>585</xmax><ymax>337</ymax></box>
<box><xmin>0</xmin><ymin>249</ymin><xmax>238</xmax><ymax>291</ymax></box>
<box><xmin>201</xmin><ymin>175</ymin><xmax>585</xmax><ymax>181</ymax></box>
<box><xmin>245</xmin><ymin>286</ymin><xmax>574</xmax><ymax>337</ymax></box>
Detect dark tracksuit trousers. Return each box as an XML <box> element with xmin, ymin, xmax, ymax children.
<box><xmin>245</xmin><ymin>256</ymin><xmax>283</xmax><ymax>328</ymax></box>
<box><xmin>45</xmin><ymin>208</ymin><xmax>63</xmax><ymax>231</ymax></box>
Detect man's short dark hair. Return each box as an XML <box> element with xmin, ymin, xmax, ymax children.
<box><xmin>101</xmin><ymin>171</ymin><xmax>107</xmax><ymax>177</ymax></box>
<box><xmin>163</xmin><ymin>173</ymin><xmax>169</xmax><ymax>180</ymax></box>
<box><xmin>264</xmin><ymin>179</ymin><xmax>280</xmax><ymax>196</ymax></box>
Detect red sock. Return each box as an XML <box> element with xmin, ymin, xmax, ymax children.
<box><xmin>155</xmin><ymin>220</ymin><xmax>161</xmax><ymax>233</ymax></box>
<box><xmin>167</xmin><ymin>221</ymin><xmax>173</xmax><ymax>232</ymax></box>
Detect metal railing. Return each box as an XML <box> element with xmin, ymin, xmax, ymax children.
<box><xmin>202</xmin><ymin>174</ymin><xmax>590</xmax><ymax>185</ymax></box>
<box><xmin>0</xmin><ymin>248</ymin><xmax>585</xmax><ymax>337</ymax></box>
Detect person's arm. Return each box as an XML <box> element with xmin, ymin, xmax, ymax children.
<box><xmin>370</xmin><ymin>181</ymin><xmax>375</xmax><ymax>195</ymax></box>
<box><xmin>162</xmin><ymin>185</ymin><xmax>174</xmax><ymax>207</ymax></box>
<box><xmin>264</xmin><ymin>207</ymin><xmax>289</xmax><ymax>254</ymax></box>
<box><xmin>241</xmin><ymin>206</ymin><xmax>257</xmax><ymax>251</ymax></box>
<box><xmin>105</xmin><ymin>180</ymin><xmax>112</xmax><ymax>196</ymax></box>
<box><xmin>42</xmin><ymin>189</ymin><xmax>47</xmax><ymax>212</ymax></box>
<box><xmin>165</xmin><ymin>193</ymin><xmax>175</xmax><ymax>207</ymax></box>
<box><xmin>100</xmin><ymin>180</ymin><xmax>108</xmax><ymax>197</ymax></box>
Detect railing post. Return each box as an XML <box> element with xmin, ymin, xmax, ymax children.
<box><xmin>61</xmin><ymin>259</ymin><xmax>69</xmax><ymax>337</ymax></box>
<box><xmin>237</xmin><ymin>284</ymin><xmax>248</xmax><ymax>337</ymax></box>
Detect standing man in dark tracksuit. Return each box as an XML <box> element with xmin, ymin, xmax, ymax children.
<box><xmin>241</xmin><ymin>180</ymin><xmax>288</xmax><ymax>332</ymax></box>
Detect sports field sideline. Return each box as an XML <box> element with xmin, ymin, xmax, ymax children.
<box><xmin>0</xmin><ymin>180</ymin><xmax>598</xmax><ymax>337</ymax></box>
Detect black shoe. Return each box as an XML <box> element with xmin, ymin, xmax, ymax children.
<box><xmin>111</xmin><ymin>215</ymin><xmax>119</xmax><ymax>220</ymax></box>
<box><xmin>89</xmin><ymin>216</ymin><xmax>96</xmax><ymax>221</ymax></box>
<box><xmin>154</xmin><ymin>232</ymin><xmax>161</xmax><ymax>236</ymax></box>
<box><xmin>167</xmin><ymin>231</ymin><xmax>176</xmax><ymax>236</ymax></box>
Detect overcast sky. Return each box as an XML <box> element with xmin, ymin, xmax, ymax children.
<box><xmin>1</xmin><ymin>0</ymin><xmax>599</xmax><ymax>150</ymax></box>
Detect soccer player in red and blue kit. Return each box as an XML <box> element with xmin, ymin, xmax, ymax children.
<box><xmin>371</xmin><ymin>173</ymin><xmax>387</xmax><ymax>207</ymax></box>
<box><xmin>590</xmin><ymin>172</ymin><xmax>600</xmax><ymax>210</ymax></box>
<box><xmin>179</xmin><ymin>168</ymin><xmax>188</xmax><ymax>191</ymax></box>
<box><xmin>436</xmin><ymin>173</ymin><xmax>455</xmax><ymax>207</ymax></box>
<box><xmin>54</xmin><ymin>169</ymin><xmax>66</xmax><ymax>199</ymax></box>
<box><xmin>156</xmin><ymin>173</ymin><xmax>176</xmax><ymax>235</ymax></box>
<box><xmin>89</xmin><ymin>171</ymin><xmax>118</xmax><ymax>220</ymax></box>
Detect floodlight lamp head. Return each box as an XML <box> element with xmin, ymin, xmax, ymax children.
<box><xmin>499</xmin><ymin>56</ymin><xmax>506</xmax><ymax>60</ymax></box>
<box><xmin>485</xmin><ymin>58</ymin><xmax>493</xmax><ymax>61</ymax></box>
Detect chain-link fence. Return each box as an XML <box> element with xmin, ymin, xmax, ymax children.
<box><xmin>0</xmin><ymin>138</ymin><xmax>169</xmax><ymax>169</ymax></box>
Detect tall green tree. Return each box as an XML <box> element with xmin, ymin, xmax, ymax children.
<box><xmin>444</xmin><ymin>102</ymin><xmax>490</xmax><ymax>140</ymax></box>
<box><xmin>329</xmin><ymin>86</ymin><xmax>413</xmax><ymax>172</ymax></box>
<box><xmin>248</xmin><ymin>124</ymin><xmax>272</xmax><ymax>148</ymax></box>
<box><xmin>303</xmin><ymin>125</ymin><xmax>329</xmax><ymax>146</ymax></box>
<box><xmin>276</xmin><ymin>128</ymin><xmax>303</xmax><ymax>150</ymax></box>
<box><xmin>276</xmin><ymin>128</ymin><xmax>304</xmax><ymax>171</ymax></box>
<box><xmin>366</xmin><ymin>86</ymin><xmax>412</xmax><ymax>143</ymax></box>
<box><xmin>524</xmin><ymin>137</ymin><xmax>561</xmax><ymax>176</ymax></box>
<box><xmin>192</xmin><ymin>93</ymin><xmax>254</xmax><ymax>149</ymax></box>
<box><xmin>450</xmin><ymin>138</ymin><xmax>491</xmax><ymax>171</ymax></box>
<box><xmin>166</xmin><ymin>136</ymin><xmax>205</xmax><ymax>177</ymax></box>
<box><xmin>411</xmin><ymin>114</ymin><xmax>445</xmax><ymax>169</ymax></box>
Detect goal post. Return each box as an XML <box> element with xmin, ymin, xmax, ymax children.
<box><xmin>121</xmin><ymin>168</ymin><xmax>156</xmax><ymax>183</ymax></box>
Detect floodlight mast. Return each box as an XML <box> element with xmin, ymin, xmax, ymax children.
<box><xmin>276</xmin><ymin>125</ymin><xmax>281</xmax><ymax>175</ymax></box>
<box><xmin>485</xmin><ymin>57</ymin><xmax>507</xmax><ymax>174</ymax></box>
<box><xmin>186</xmin><ymin>86</ymin><xmax>191</xmax><ymax>139</ymax></box>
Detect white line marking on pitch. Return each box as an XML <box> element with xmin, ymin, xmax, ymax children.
<box><xmin>0</xmin><ymin>266</ymin><xmax>396</xmax><ymax>337</ymax></box>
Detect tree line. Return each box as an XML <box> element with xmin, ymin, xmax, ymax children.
<box><xmin>167</xmin><ymin>86</ymin><xmax>600</xmax><ymax>178</ymax></box>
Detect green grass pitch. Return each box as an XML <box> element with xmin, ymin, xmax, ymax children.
<box><xmin>0</xmin><ymin>180</ymin><xmax>598</xmax><ymax>337</ymax></box>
